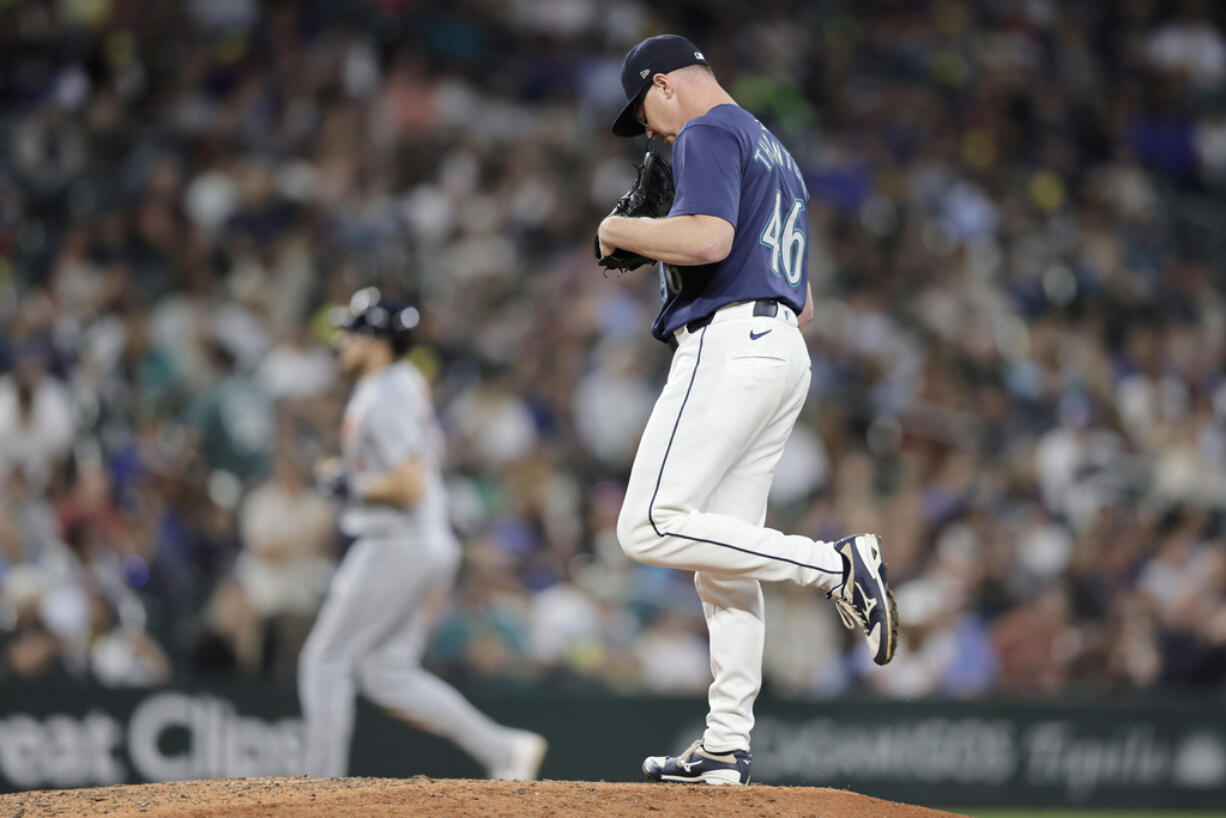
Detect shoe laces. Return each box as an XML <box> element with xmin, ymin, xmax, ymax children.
<box><xmin>827</xmin><ymin>579</ymin><xmax>864</xmax><ymax>631</ymax></box>
<box><xmin>679</xmin><ymin>739</ymin><xmax>704</xmax><ymax>762</ymax></box>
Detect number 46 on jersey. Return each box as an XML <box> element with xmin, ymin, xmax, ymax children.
<box><xmin>760</xmin><ymin>189</ymin><xmax>806</xmax><ymax>287</ymax></box>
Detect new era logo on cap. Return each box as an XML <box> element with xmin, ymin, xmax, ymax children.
<box><xmin>612</xmin><ymin>34</ymin><xmax>710</xmax><ymax>137</ymax></box>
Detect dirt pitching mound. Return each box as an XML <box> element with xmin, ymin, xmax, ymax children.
<box><xmin>0</xmin><ymin>776</ymin><xmax>963</xmax><ymax>817</ymax></box>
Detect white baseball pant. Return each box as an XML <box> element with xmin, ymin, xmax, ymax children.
<box><xmin>298</xmin><ymin>536</ymin><xmax>516</xmax><ymax>776</ymax></box>
<box><xmin>617</xmin><ymin>301</ymin><xmax>846</xmax><ymax>753</ymax></box>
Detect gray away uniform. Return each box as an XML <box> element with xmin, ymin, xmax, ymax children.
<box><xmin>299</xmin><ymin>361</ymin><xmax>521</xmax><ymax>777</ymax></box>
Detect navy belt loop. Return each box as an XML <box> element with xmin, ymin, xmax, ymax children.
<box><xmin>752</xmin><ymin>300</ymin><xmax>779</xmax><ymax>319</ymax></box>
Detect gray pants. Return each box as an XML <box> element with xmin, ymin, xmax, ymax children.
<box><xmin>298</xmin><ymin>536</ymin><xmax>511</xmax><ymax>776</ymax></box>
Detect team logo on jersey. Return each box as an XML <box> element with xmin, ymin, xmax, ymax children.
<box><xmin>640</xmin><ymin>68</ymin><xmax>650</xmax><ymax>78</ymax></box>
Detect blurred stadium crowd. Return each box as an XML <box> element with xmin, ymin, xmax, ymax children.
<box><xmin>2</xmin><ymin>0</ymin><xmax>1226</xmax><ymax>699</ymax></box>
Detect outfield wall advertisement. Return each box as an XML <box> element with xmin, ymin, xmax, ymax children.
<box><xmin>1</xmin><ymin>683</ymin><xmax>1224</xmax><ymax>808</ymax></box>
<box><xmin>0</xmin><ymin>689</ymin><xmax>303</xmax><ymax>790</ymax></box>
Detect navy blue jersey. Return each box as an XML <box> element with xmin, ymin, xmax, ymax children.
<box><xmin>651</xmin><ymin>104</ymin><xmax>810</xmax><ymax>342</ymax></box>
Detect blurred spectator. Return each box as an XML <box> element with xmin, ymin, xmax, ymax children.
<box><xmin>0</xmin><ymin>0</ymin><xmax>1225</xmax><ymax>699</ymax></box>
<box><xmin>762</xmin><ymin>582</ymin><xmax>843</xmax><ymax>696</ymax></box>
<box><xmin>1</xmin><ymin>569</ymin><xmax>68</xmax><ymax>681</ymax></box>
<box><xmin>633</xmin><ymin>611</ymin><xmax>710</xmax><ymax>696</ymax></box>
<box><xmin>185</xmin><ymin>341</ymin><xmax>275</xmax><ymax>485</ymax></box>
<box><xmin>89</xmin><ymin>596</ymin><xmax>171</xmax><ymax>687</ymax></box>
<box><xmin>431</xmin><ymin>540</ymin><xmax>535</xmax><ymax>690</ymax></box>
<box><xmin>992</xmin><ymin>585</ymin><xmax>1077</xmax><ymax>694</ymax></box>
<box><xmin>0</xmin><ymin>351</ymin><xmax>74</xmax><ymax>490</ymax></box>
<box><xmin>864</xmin><ymin>577</ymin><xmax>998</xmax><ymax>699</ymax></box>
<box><xmin>528</xmin><ymin>578</ymin><xmax>602</xmax><ymax>670</ymax></box>
<box><xmin>258</xmin><ymin>328</ymin><xmax>337</xmax><ymax>401</ymax></box>
<box><xmin>189</xmin><ymin>577</ymin><xmax>264</xmax><ymax>679</ymax></box>
<box><xmin>572</xmin><ymin>340</ymin><xmax>654</xmax><ymax>466</ymax></box>
<box><xmin>1146</xmin><ymin>0</ymin><xmax>1226</xmax><ymax>88</ymax></box>
<box><xmin>235</xmin><ymin>449</ymin><xmax>336</xmax><ymax>678</ymax></box>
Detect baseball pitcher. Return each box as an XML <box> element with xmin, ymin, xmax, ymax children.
<box><xmin>596</xmin><ymin>35</ymin><xmax>898</xmax><ymax>785</ymax></box>
<box><xmin>298</xmin><ymin>287</ymin><xmax>546</xmax><ymax>780</ymax></box>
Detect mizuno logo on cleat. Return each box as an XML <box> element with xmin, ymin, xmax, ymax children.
<box><xmin>862</xmin><ymin>594</ymin><xmax>878</xmax><ymax>618</ymax></box>
<box><xmin>679</xmin><ymin>757</ymin><xmax>700</xmax><ymax>772</ymax></box>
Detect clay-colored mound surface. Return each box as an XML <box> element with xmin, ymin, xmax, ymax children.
<box><xmin>0</xmin><ymin>776</ymin><xmax>964</xmax><ymax>817</ymax></box>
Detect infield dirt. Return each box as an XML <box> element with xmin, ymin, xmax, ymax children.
<box><xmin>0</xmin><ymin>776</ymin><xmax>963</xmax><ymax>817</ymax></box>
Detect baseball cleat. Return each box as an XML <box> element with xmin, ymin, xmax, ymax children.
<box><xmin>643</xmin><ymin>739</ymin><xmax>751</xmax><ymax>785</ymax></box>
<box><xmin>829</xmin><ymin>533</ymin><xmax>899</xmax><ymax>665</ymax></box>
<box><xmin>490</xmin><ymin>730</ymin><xmax>548</xmax><ymax>780</ymax></box>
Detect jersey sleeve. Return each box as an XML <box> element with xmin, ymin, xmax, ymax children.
<box><xmin>366</xmin><ymin>382</ymin><xmax>426</xmax><ymax>464</ymax></box>
<box><xmin>668</xmin><ymin>123</ymin><xmax>743</xmax><ymax>228</ymax></box>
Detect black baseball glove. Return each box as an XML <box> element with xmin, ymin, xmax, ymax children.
<box><xmin>595</xmin><ymin>149</ymin><xmax>676</xmax><ymax>274</ymax></box>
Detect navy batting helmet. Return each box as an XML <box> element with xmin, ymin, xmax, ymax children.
<box><xmin>331</xmin><ymin>287</ymin><xmax>420</xmax><ymax>354</ymax></box>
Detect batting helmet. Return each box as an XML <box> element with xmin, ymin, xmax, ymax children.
<box><xmin>332</xmin><ymin>287</ymin><xmax>420</xmax><ymax>355</ymax></box>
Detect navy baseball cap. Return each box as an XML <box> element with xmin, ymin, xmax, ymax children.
<box><xmin>611</xmin><ymin>34</ymin><xmax>709</xmax><ymax>137</ymax></box>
